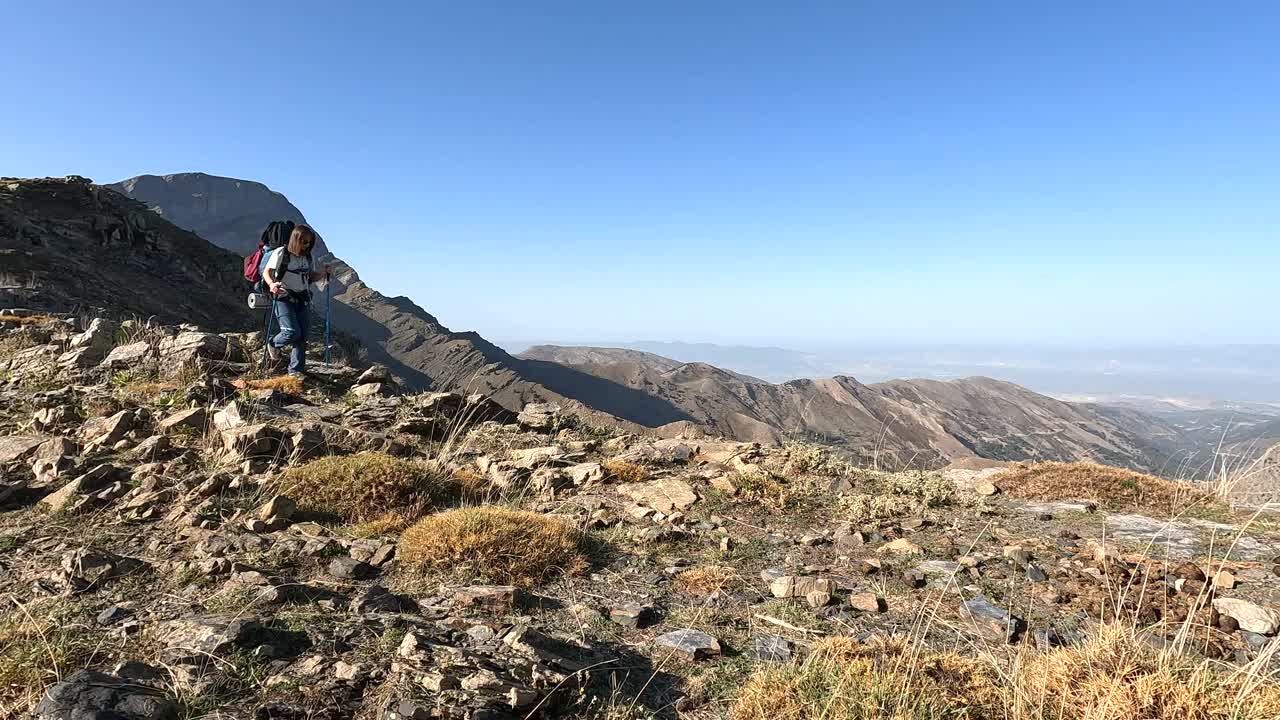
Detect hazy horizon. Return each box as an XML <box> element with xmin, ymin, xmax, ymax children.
<box><xmin>501</xmin><ymin>337</ymin><xmax>1280</xmax><ymax>405</ymax></box>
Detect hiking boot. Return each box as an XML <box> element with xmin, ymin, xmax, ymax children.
<box><xmin>264</xmin><ymin>344</ymin><xmax>285</xmax><ymax>369</ymax></box>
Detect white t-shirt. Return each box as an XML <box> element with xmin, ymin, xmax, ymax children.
<box><xmin>266</xmin><ymin>248</ymin><xmax>312</xmax><ymax>293</ymax></box>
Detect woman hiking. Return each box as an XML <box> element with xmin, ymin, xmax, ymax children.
<box><xmin>263</xmin><ymin>224</ymin><xmax>330</xmax><ymax>376</ymax></box>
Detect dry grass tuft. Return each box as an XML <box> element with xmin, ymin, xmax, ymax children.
<box><xmin>272</xmin><ymin>452</ymin><xmax>456</xmax><ymax>524</ymax></box>
<box><xmin>993</xmin><ymin>461</ymin><xmax>1214</xmax><ymax>514</ymax></box>
<box><xmin>733</xmin><ymin>473</ymin><xmax>795</xmax><ymax>509</ymax></box>
<box><xmin>452</xmin><ymin>466</ymin><xmax>491</xmax><ymax>498</ymax></box>
<box><xmin>0</xmin><ymin>314</ymin><xmax>58</xmax><ymax>327</ymax></box>
<box><xmin>349</xmin><ymin>511</ymin><xmax>412</xmax><ymax>538</ymax></box>
<box><xmin>244</xmin><ymin>374</ymin><xmax>305</xmax><ymax>394</ymax></box>
<box><xmin>673</xmin><ymin>566</ymin><xmax>735</xmax><ymax>596</ymax></box>
<box><xmin>604</xmin><ymin>459</ymin><xmax>650</xmax><ymax>484</ymax></box>
<box><xmin>0</xmin><ymin>600</ymin><xmax>107</xmax><ymax>713</ymax></box>
<box><xmin>399</xmin><ymin>507</ymin><xmax>586</xmax><ymax>587</ymax></box>
<box><xmin>731</xmin><ymin>635</ymin><xmax>1001</xmax><ymax>720</ymax></box>
<box><xmin>1011</xmin><ymin>623</ymin><xmax>1280</xmax><ymax>720</ymax></box>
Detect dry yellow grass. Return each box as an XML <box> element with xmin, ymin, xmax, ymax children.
<box><xmin>244</xmin><ymin>374</ymin><xmax>305</xmax><ymax>394</ymax></box>
<box><xmin>0</xmin><ymin>314</ymin><xmax>57</xmax><ymax>327</ymax></box>
<box><xmin>731</xmin><ymin>635</ymin><xmax>1001</xmax><ymax>720</ymax></box>
<box><xmin>1011</xmin><ymin>623</ymin><xmax>1280</xmax><ymax>720</ymax></box>
<box><xmin>399</xmin><ymin>507</ymin><xmax>586</xmax><ymax>587</ymax></box>
<box><xmin>604</xmin><ymin>459</ymin><xmax>649</xmax><ymax>483</ymax></box>
<box><xmin>993</xmin><ymin>461</ymin><xmax>1214</xmax><ymax>514</ymax></box>
<box><xmin>272</xmin><ymin>452</ymin><xmax>455</xmax><ymax>524</ymax></box>
<box><xmin>673</xmin><ymin>566</ymin><xmax>734</xmax><ymax>596</ymax></box>
<box><xmin>452</xmin><ymin>466</ymin><xmax>490</xmax><ymax>498</ymax></box>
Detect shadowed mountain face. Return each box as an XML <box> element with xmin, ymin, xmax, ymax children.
<box><xmin>0</xmin><ymin>176</ymin><xmax>253</xmax><ymax>331</ymax></box>
<box><xmin>107</xmin><ymin>173</ymin><xmax>692</xmax><ymax>430</ymax></box>
<box><xmin>107</xmin><ymin>174</ymin><xmax>327</xmax><ymax>257</ymax></box>
<box><xmin>520</xmin><ymin>345</ymin><xmax>1168</xmax><ymax>470</ymax></box>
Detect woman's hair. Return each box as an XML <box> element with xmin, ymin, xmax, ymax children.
<box><xmin>287</xmin><ymin>224</ymin><xmax>318</xmax><ymax>255</ymax></box>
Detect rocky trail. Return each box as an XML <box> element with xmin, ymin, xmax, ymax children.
<box><xmin>2</xmin><ymin>311</ymin><xmax>1278</xmax><ymax>719</ymax></box>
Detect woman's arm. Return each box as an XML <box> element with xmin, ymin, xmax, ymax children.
<box><xmin>308</xmin><ymin>264</ymin><xmax>332</xmax><ymax>283</ymax></box>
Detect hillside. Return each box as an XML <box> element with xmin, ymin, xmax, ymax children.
<box><xmin>521</xmin><ymin>344</ymin><xmax>1166</xmax><ymax>470</ymax></box>
<box><xmin>106</xmin><ymin>173</ymin><xmax>691</xmax><ymax>430</ymax></box>
<box><xmin>1</xmin><ymin>312</ymin><xmax>1277</xmax><ymax>717</ymax></box>
<box><xmin>105</xmin><ymin>172</ymin><xmax>1162</xmax><ymax>469</ymax></box>
<box><xmin>0</xmin><ymin>176</ymin><xmax>253</xmax><ymax>330</ymax></box>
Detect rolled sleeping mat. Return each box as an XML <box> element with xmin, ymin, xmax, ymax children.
<box><xmin>247</xmin><ymin>292</ymin><xmax>272</xmax><ymax>310</ymax></box>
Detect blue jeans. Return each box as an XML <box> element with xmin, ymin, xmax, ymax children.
<box><xmin>272</xmin><ymin>298</ymin><xmax>309</xmax><ymax>374</ymax></box>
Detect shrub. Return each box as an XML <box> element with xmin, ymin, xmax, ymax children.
<box><xmin>272</xmin><ymin>452</ymin><xmax>455</xmax><ymax>523</ymax></box>
<box><xmin>993</xmin><ymin>462</ymin><xmax>1212</xmax><ymax>514</ymax></box>
<box><xmin>1010</xmin><ymin>623</ymin><xmax>1280</xmax><ymax>720</ymax></box>
<box><xmin>781</xmin><ymin>442</ymin><xmax>856</xmax><ymax>478</ymax></box>
<box><xmin>604</xmin><ymin>459</ymin><xmax>649</xmax><ymax>484</ymax></box>
<box><xmin>399</xmin><ymin>507</ymin><xmax>586</xmax><ymax>587</ymax></box>
<box><xmin>837</xmin><ymin>469</ymin><xmax>955</xmax><ymax>522</ymax></box>
<box><xmin>731</xmin><ymin>635</ymin><xmax>1000</xmax><ymax>720</ymax></box>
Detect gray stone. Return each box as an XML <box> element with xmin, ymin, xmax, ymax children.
<box><xmin>654</xmin><ymin>629</ymin><xmax>720</xmax><ymax>660</ymax></box>
<box><xmin>961</xmin><ymin>596</ymin><xmax>1024</xmax><ymax>642</ymax></box>
<box><xmin>33</xmin><ymin>668</ymin><xmax>177</xmax><ymax>720</ymax></box>
<box><xmin>101</xmin><ymin>341</ymin><xmax>153</xmax><ymax>369</ymax></box>
<box><xmin>328</xmin><ymin>557</ymin><xmax>376</xmax><ymax>580</ymax></box>
<box><xmin>751</xmin><ymin>634</ymin><xmax>793</xmax><ymax>663</ymax></box>
<box><xmin>157</xmin><ymin>407</ymin><xmax>207</xmax><ymax>434</ymax></box>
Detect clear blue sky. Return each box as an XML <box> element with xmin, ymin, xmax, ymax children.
<box><xmin>6</xmin><ymin>2</ymin><xmax>1278</xmax><ymax>346</ymax></box>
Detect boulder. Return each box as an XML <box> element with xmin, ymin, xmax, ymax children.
<box><xmin>0</xmin><ymin>435</ymin><xmax>44</xmax><ymax>463</ymax></box>
<box><xmin>159</xmin><ymin>331</ymin><xmax>229</xmax><ymax>365</ymax></box>
<box><xmin>101</xmin><ymin>341</ymin><xmax>153</xmax><ymax>369</ymax></box>
<box><xmin>517</xmin><ymin>403</ymin><xmax>558</xmax><ymax>431</ymax></box>
<box><xmin>33</xmin><ymin>668</ymin><xmax>177</xmax><ymax>720</ymax></box>
<box><xmin>1213</xmin><ymin>598</ymin><xmax>1280</xmax><ymax>635</ymax></box>
<box><xmin>566</xmin><ymin>462</ymin><xmax>605</xmax><ymax>486</ymax></box>
<box><xmin>220</xmin><ymin>423</ymin><xmax>283</xmax><ymax>460</ymax></box>
<box><xmin>961</xmin><ymin>596</ymin><xmax>1024</xmax><ymax>642</ymax></box>
<box><xmin>654</xmin><ymin>629</ymin><xmax>720</xmax><ymax>660</ymax></box>
<box><xmin>157</xmin><ymin>407</ymin><xmax>207</xmax><ymax>434</ymax></box>
<box><xmin>212</xmin><ymin>400</ymin><xmax>247</xmax><ymax>431</ymax></box>
<box><xmin>618</xmin><ymin>478</ymin><xmax>698</xmax><ymax>513</ymax></box>
<box><xmin>80</xmin><ymin>410</ymin><xmax>134</xmax><ymax>447</ymax></box>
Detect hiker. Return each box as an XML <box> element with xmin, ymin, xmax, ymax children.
<box><xmin>262</xmin><ymin>224</ymin><xmax>330</xmax><ymax>376</ymax></box>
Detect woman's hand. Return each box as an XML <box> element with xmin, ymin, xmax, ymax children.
<box><xmin>269</xmin><ymin>282</ymin><xmax>287</xmax><ymax>298</ymax></box>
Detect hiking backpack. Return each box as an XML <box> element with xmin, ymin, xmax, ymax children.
<box><xmin>243</xmin><ymin>220</ymin><xmax>296</xmax><ymax>288</ymax></box>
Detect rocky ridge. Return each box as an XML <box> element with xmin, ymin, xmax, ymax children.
<box><xmin>520</xmin><ymin>345</ymin><xmax>1167</xmax><ymax>470</ymax></box>
<box><xmin>2</xmin><ymin>311</ymin><xmax>1278</xmax><ymax>718</ymax></box>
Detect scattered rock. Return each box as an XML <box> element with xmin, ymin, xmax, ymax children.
<box><xmin>654</xmin><ymin>629</ymin><xmax>720</xmax><ymax>660</ymax></box>
<box><xmin>751</xmin><ymin>634</ymin><xmax>793</xmax><ymax>663</ymax></box>
<box><xmin>33</xmin><ymin>668</ymin><xmax>177</xmax><ymax>720</ymax></box>
<box><xmin>850</xmin><ymin>592</ymin><xmax>885</xmax><ymax>613</ymax></box>
<box><xmin>618</xmin><ymin>478</ymin><xmax>698</xmax><ymax>513</ymax></box>
<box><xmin>1213</xmin><ymin>598</ymin><xmax>1280</xmax><ymax>635</ymax></box>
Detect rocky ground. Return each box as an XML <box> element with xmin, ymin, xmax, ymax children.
<box><xmin>2</xmin><ymin>310</ymin><xmax>1279</xmax><ymax>719</ymax></box>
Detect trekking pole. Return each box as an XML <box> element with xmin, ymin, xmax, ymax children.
<box><xmin>262</xmin><ymin>295</ymin><xmax>276</xmax><ymax>370</ymax></box>
<box><xmin>323</xmin><ymin>273</ymin><xmax>332</xmax><ymax>365</ymax></box>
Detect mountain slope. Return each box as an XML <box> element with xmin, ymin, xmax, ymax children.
<box><xmin>0</xmin><ymin>176</ymin><xmax>253</xmax><ymax>330</ymax></box>
<box><xmin>107</xmin><ymin>173</ymin><xmax>692</xmax><ymax>429</ymax></box>
<box><xmin>520</xmin><ymin>345</ymin><xmax>1166</xmax><ymax>469</ymax></box>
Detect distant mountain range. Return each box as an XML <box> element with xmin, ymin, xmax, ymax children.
<box><xmin>6</xmin><ymin>171</ymin><xmax>1254</xmax><ymax>472</ymax></box>
<box><xmin>520</xmin><ymin>344</ymin><xmax>1169</xmax><ymax>469</ymax></box>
